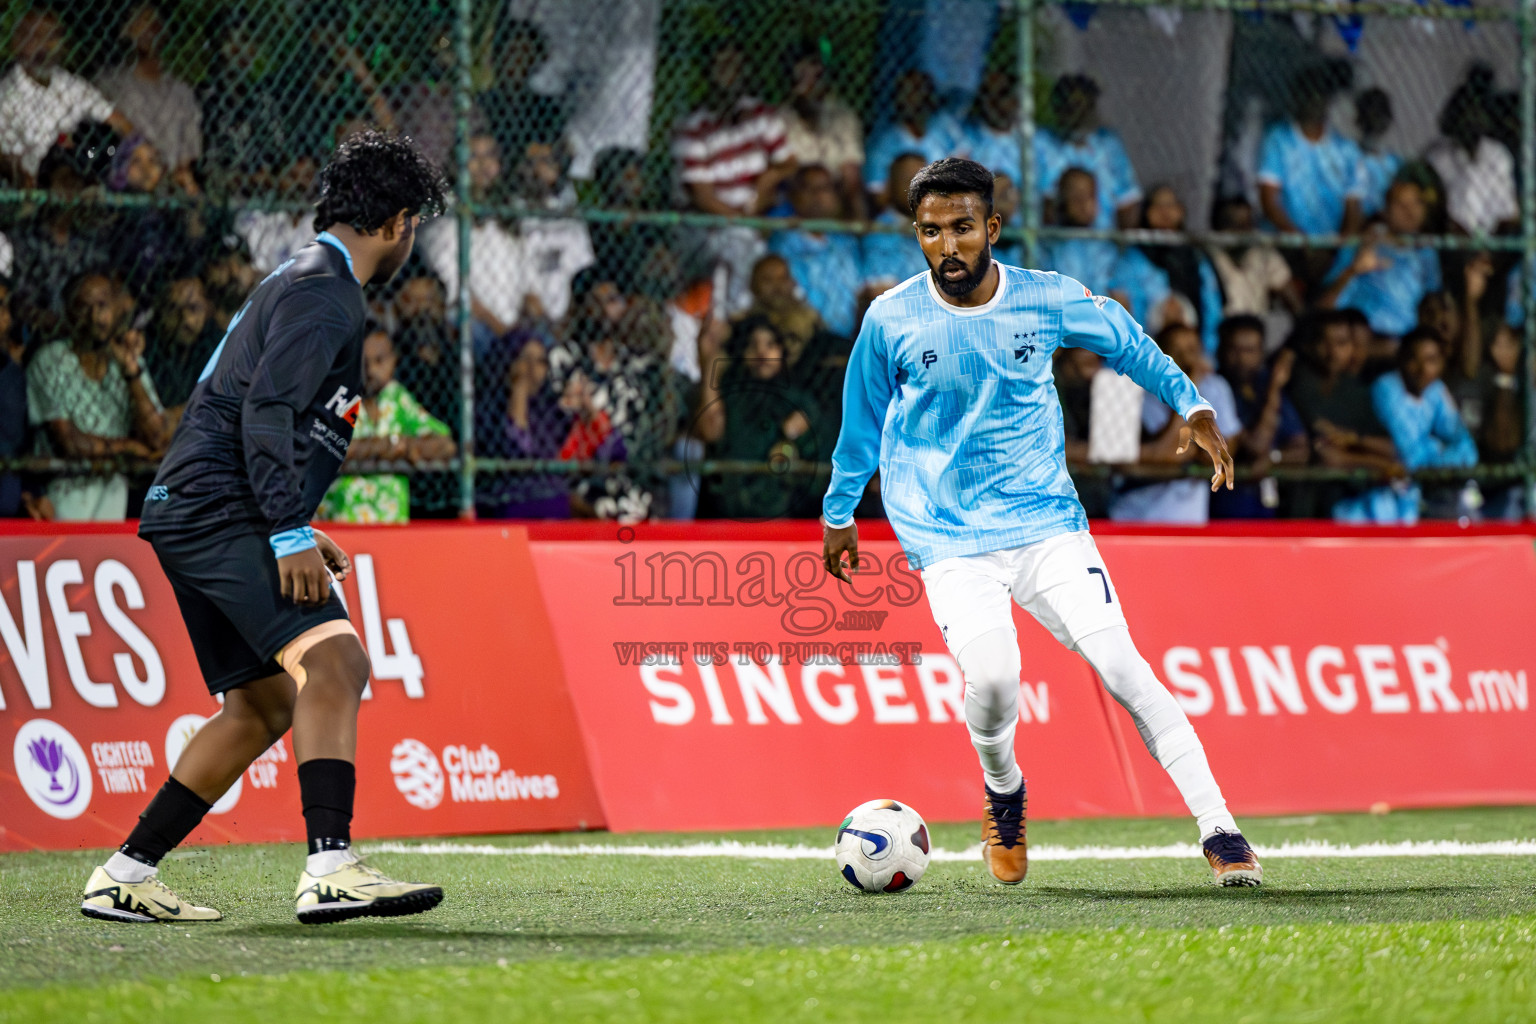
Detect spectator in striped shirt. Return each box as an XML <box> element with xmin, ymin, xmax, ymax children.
<box><xmin>673</xmin><ymin>40</ymin><xmax>796</xmax><ymax>218</ymax></box>
<box><xmin>673</xmin><ymin>40</ymin><xmax>795</xmax><ymax>312</ymax></box>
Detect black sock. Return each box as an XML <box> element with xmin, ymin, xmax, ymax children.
<box><xmin>121</xmin><ymin>777</ymin><xmax>213</xmax><ymax>866</ymax></box>
<box><xmin>298</xmin><ymin>758</ymin><xmax>355</xmax><ymax>855</ymax></box>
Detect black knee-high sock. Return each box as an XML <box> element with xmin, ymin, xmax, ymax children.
<box><xmin>298</xmin><ymin>759</ymin><xmax>355</xmax><ymax>854</ymax></box>
<box><xmin>121</xmin><ymin>778</ymin><xmax>213</xmax><ymax>866</ymax></box>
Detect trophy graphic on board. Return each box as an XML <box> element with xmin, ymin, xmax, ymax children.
<box><xmin>29</xmin><ymin>736</ymin><xmax>75</xmax><ymax>798</ymax></box>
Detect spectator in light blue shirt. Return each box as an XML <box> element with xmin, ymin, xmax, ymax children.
<box><xmin>963</xmin><ymin>70</ymin><xmax>1022</xmax><ymax>186</ymax></box>
<box><xmin>1321</xmin><ymin>180</ymin><xmax>1441</xmax><ymax>338</ymax></box>
<box><xmin>1371</xmin><ymin>328</ymin><xmax>1478</xmax><ymax>471</ymax></box>
<box><xmin>769</xmin><ymin>164</ymin><xmax>862</xmax><ymax>338</ymax></box>
<box><xmin>861</xmin><ymin>151</ymin><xmax>930</xmax><ymax>294</ymax></box>
<box><xmin>1036</xmin><ymin>74</ymin><xmax>1141</xmax><ymax>230</ymax></box>
<box><xmin>1038</xmin><ymin>167</ymin><xmax>1124</xmax><ymax>299</ymax></box>
<box><xmin>1355</xmin><ymin>88</ymin><xmax>1403</xmax><ymax>218</ymax></box>
<box><xmin>1124</xmin><ymin>184</ymin><xmax>1224</xmax><ymax>351</ymax></box>
<box><xmin>1110</xmin><ymin>323</ymin><xmax>1244</xmax><ymax>525</ymax></box>
<box><xmin>865</xmin><ymin>70</ymin><xmax>965</xmax><ymax>207</ymax></box>
<box><xmin>1257</xmin><ymin>71</ymin><xmax>1365</xmax><ymax>238</ymax></box>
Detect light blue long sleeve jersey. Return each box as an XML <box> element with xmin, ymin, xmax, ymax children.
<box><xmin>822</xmin><ymin>264</ymin><xmax>1214</xmax><ymax>569</ymax></box>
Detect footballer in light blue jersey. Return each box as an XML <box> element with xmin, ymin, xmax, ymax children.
<box><xmin>820</xmin><ymin>159</ymin><xmax>1256</xmax><ymax>887</ymax></box>
<box><xmin>823</xmin><ymin>259</ymin><xmax>1218</xmax><ymax>567</ymax></box>
<box><xmin>823</xmin><ymin>216</ymin><xmax>1226</xmax><ymax>568</ymax></box>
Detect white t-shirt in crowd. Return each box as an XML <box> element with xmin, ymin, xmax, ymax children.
<box><xmin>236</xmin><ymin>212</ymin><xmax>316</xmax><ymax>275</ymax></box>
<box><xmin>0</xmin><ymin>65</ymin><xmax>116</xmax><ymax>177</ymax></box>
<box><xmin>1426</xmin><ymin>137</ymin><xmax>1518</xmax><ymax>236</ymax></box>
<box><xmin>421</xmin><ymin>215</ymin><xmax>594</xmax><ymax>327</ymax></box>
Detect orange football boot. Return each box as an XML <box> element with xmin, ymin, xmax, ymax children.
<box><xmin>1203</xmin><ymin>828</ymin><xmax>1263</xmax><ymax>886</ymax></box>
<box><xmin>982</xmin><ymin>783</ymin><xmax>1028</xmax><ymax>884</ymax></box>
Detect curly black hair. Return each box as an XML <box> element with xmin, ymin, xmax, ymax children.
<box><xmin>312</xmin><ymin>129</ymin><xmax>448</xmax><ymax>234</ymax></box>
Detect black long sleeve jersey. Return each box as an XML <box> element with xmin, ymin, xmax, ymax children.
<box><xmin>139</xmin><ymin>237</ymin><xmax>367</xmax><ymax>540</ymax></box>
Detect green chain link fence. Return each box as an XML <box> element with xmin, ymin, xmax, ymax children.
<box><xmin>0</xmin><ymin>0</ymin><xmax>1530</xmax><ymax>525</ymax></box>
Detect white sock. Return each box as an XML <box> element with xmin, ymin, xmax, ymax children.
<box><xmin>1076</xmin><ymin>627</ymin><xmax>1239</xmax><ymax>840</ymax></box>
<box><xmin>958</xmin><ymin>628</ymin><xmax>1025</xmax><ymax>796</ymax></box>
<box><xmin>306</xmin><ymin>846</ymin><xmax>359</xmax><ymax>876</ymax></box>
<box><xmin>104</xmin><ymin>851</ymin><xmax>156</xmax><ymax>883</ymax></box>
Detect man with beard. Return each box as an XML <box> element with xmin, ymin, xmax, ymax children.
<box><xmin>26</xmin><ymin>272</ymin><xmax>167</xmax><ymax>520</ymax></box>
<box><xmin>822</xmin><ymin>159</ymin><xmax>1262</xmax><ymax>890</ymax></box>
<box><xmin>145</xmin><ymin>275</ymin><xmax>221</xmax><ymax>415</ymax></box>
<box><xmin>81</xmin><ymin>131</ymin><xmax>449</xmax><ymax>925</ymax></box>
<box><xmin>201</xmin><ymin>241</ymin><xmax>258</xmax><ymax>333</ymax></box>
<box><xmin>390</xmin><ymin>270</ymin><xmax>460</xmax><ymax>432</ymax></box>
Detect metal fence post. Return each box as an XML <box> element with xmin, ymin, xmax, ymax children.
<box><xmin>454</xmin><ymin>0</ymin><xmax>477</xmax><ymax>520</ymax></box>
<box><xmin>1016</xmin><ymin>0</ymin><xmax>1039</xmax><ymax>269</ymax></box>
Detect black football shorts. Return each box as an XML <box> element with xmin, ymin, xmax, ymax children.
<box><xmin>147</xmin><ymin>524</ymin><xmax>351</xmax><ymax>694</ymax></box>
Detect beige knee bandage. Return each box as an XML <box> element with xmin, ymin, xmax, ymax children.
<box><xmin>277</xmin><ymin>620</ymin><xmax>360</xmax><ymax>690</ymax></box>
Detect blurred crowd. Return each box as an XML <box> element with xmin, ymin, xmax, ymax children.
<box><xmin>0</xmin><ymin>4</ymin><xmax>1529</xmax><ymax>526</ymax></box>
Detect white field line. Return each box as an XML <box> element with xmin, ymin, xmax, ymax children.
<box><xmin>364</xmin><ymin>838</ymin><xmax>1536</xmax><ymax>862</ymax></box>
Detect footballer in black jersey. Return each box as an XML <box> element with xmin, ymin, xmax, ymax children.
<box><xmin>81</xmin><ymin>132</ymin><xmax>452</xmax><ymax>927</ymax></box>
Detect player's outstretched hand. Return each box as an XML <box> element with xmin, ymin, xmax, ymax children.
<box><xmin>278</xmin><ymin>547</ymin><xmax>333</xmax><ymax>607</ymax></box>
<box><xmin>1177</xmin><ymin>411</ymin><xmax>1236</xmax><ymax>492</ymax></box>
<box><xmin>314</xmin><ymin>529</ymin><xmax>352</xmax><ymax>582</ymax></box>
<box><xmin>823</xmin><ymin>518</ymin><xmax>860</xmax><ymax>584</ymax></box>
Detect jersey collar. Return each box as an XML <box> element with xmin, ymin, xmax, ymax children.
<box><xmin>924</xmin><ymin>261</ymin><xmax>1008</xmax><ymax>317</ymax></box>
<box><xmin>315</xmin><ymin>231</ymin><xmax>361</xmax><ymax>284</ymax></box>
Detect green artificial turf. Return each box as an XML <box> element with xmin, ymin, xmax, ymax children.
<box><xmin>3</xmin><ymin>807</ymin><xmax>1535</xmax><ymax>1022</ymax></box>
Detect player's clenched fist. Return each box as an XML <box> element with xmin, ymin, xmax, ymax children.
<box><xmin>823</xmin><ymin>518</ymin><xmax>860</xmax><ymax>584</ymax></box>
<box><xmin>277</xmin><ymin>530</ymin><xmax>352</xmax><ymax>605</ymax></box>
<box><xmin>278</xmin><ymin>547</ymin><xmax>332</xmax><ymax>606</ymax></box>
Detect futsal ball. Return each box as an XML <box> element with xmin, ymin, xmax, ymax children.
<box><xmin>835</xmin><ymin>799</ymin><xmax>931</xmax><ymax>893</ymax></box>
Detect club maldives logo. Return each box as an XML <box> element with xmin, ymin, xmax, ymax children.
<box><xmin>165</xmin><ymin>715</ymin><xmax>241</xmax><ymax>815</ymax></box>
<box><xmin>13</xmin><ymin>719</ymin><xmax>93</xmax><ymax>819</ymax></box>
<box><xmin>391</xmin><ymin>738</ymin><xmax>444</xmax><ymax>810</ymax></box>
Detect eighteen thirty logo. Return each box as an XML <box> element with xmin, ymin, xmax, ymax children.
<box><xmin>391</xmin><ymin>738</ymin><xmax>445</xmax><ymax>809</ymax></box>
<box><xmin>13</xmin><ymin>719</ymin><xmax>92</xmax><ymax>819</ymax></box>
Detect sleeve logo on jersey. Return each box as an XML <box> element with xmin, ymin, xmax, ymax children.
<box><xmin>1091</xmin><ymin>293</ymin><xmax>1110</xmax><ymax>310</ymax></box>
<box><xmin>324</xmin><ymin>386</ymin><xmax>362</xmax><ymax>427</ymax></box>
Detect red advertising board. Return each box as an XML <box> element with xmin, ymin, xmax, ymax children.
<box><xmin>0</xmin><ymin>525</ymin><xmax>603</xmax><ymax>852</ymax></box>
<box><xmin>5</xmin><ymin>522</ymin><xmax>1535</xmax><ymax>849</ymax></box>
<box><xmin>1102</xmin><ymin>536</ymin><xmax>1536</xmax><ymax>816</ymax></box>
<box><xmin>527</xmin><ymin>533</ymin><xmax>1536</xmax><ymax>832</ymax></box>
<box><xmin>529</xmin><ymin>540</ymin><xmax>1137</xmax><ymax>832</ymax></box>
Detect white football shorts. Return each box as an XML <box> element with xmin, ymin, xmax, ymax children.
<box><xmin>919</xmin><ymin>530</ymin><xmax>1128</xmax><ymax>658</ymax></box>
